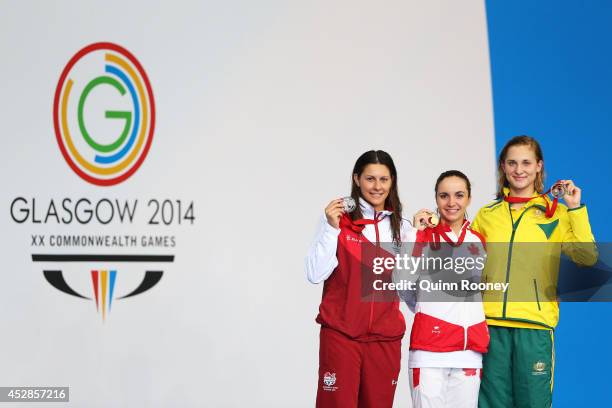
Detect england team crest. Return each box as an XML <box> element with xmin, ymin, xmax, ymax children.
<box><xmin>323</xmin><ymin>372</ymin><xmax>336</xmax><ymax>387</ymax></box>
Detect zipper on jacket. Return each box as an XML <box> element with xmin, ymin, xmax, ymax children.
<box><xmin>533</xmin><ymin>279</ymin><xmax>541</xmax><ymax>311</ymax></box>
<box><xmin>367</xmin><ymin>212</ymin><xmax>387</xmax><ymax>334</ymax></box>
<box><xmin>367</xmin><ymin>226</ymin><xmax>374</xmax><ymax>333</ymax></box>
<box><xmin>502</xmin><ymin>203</ymin><xmax>532</xmax><ymax>318</ymax></box>
<box><xmin>502</xmin><ymin>203</ymin><xmax>517</xmax><ymax>318</ymax></box>
<box><xmin>368</xmin><ymin>211</ymin><xmax>386</xmax><ymax>333</ymax></box>
<box><xmin>368</xmin><ymin>212</ymin><xmax>380</xmax><ymax>333</ymax></box>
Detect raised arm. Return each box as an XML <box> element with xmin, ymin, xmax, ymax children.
<box><xmin>305</xmin><ymin>199</ymin><xmax>346</xmax><ymax>283</ymax></box>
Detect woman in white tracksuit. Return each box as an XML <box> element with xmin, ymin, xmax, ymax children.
<box><xmin>398</xmin><ymin>170</ymin><xmax>490</xmax><ymax>408</ymax></box>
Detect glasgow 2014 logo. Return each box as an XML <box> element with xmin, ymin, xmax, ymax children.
<box><xmin>53</xmin><ymin>42</ymin><xmax>155</xmax><ymax>186</ymax></box>
<box><xmin>27</xmin><ymin>42</ymin><xmax>176</xmax><ymax>321</ymax></box>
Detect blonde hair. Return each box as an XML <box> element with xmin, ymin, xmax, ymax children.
<box><xmin>496</xmin><ymin>135</ymin><xmax>545</xmax><ymax>199</ymax></box>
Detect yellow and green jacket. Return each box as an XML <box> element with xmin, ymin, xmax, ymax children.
<box><xmin>471</xmin><ymin>188</ymin><xmax>597</xmax><ymax>330</ymax></box>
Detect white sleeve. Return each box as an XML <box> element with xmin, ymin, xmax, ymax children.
<box><xmin>305</xmin><ymin>214</ymin><xmax>341</xmax><ymax>284</ymax></box>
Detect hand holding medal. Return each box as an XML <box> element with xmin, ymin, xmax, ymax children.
<box><xmin>553</xmin><ymin>179</ymin><xmax>581</xmax><ymax>209</ymax></box>
<box><xmin>325</xmin><ymin>196</ymin><xmax>358</xmax><ymax>229</ymax></box>
<box><xmin>413</xmin><ymin>208</ymin><xmax>439</xmax><ymax>230</ymax></box>
<box><xmin>550</xmin><ymin>183</ymin><xmax>567</xmax><ymax>198</ymax></box>
<box><xmin>341</xmin><ymin>196</ymin><xmax>357</xmax><ymax>213</ymax></box>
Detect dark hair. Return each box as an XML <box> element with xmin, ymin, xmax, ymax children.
<box><xmin>435</xmin><ymin>170</ymin><xmax>472</xmax><ymax>197</ymax></box>
<box><xmin>496</xmin><ymin>135</ymin><xmax>545</xmax><ymax>199</ymax></box>
<box><xmin>350</xmin><ymin>150</ymin><xmax>402</xmax><ymax>244</ymax></box>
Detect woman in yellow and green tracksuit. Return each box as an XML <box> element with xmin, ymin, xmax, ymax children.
<box><xmin>472</xmin><ymin>135</ymin><xmax>597</xmax><ymax>408</ymax></box>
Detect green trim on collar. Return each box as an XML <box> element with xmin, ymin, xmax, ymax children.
<box><xmin>486</xmin><ymin>199</ymin><xmax>503</xmax><ymax>209</ymax></box>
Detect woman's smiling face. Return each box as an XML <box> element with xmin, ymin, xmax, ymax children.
<box><xmin>353</xmin><ymin>164</ymin><xmax>392</xmax><ymax>211</ymax></box>
<box><xmin>502</xmin><ymin>144</ymin><xmax>543</xmax><ymax>194</ymax></box>
<box><xmin>436</xmin><ymin>176</ymin><xmax>470</xmax><ymax>225</ymax></box>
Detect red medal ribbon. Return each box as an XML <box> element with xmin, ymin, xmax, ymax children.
<box><xmin>340</xmin><ymin>213</ymin><xmax>384</xmax><ymax>242</ymax></box>
<box><xmin>412</xmin><ymin>221</ymin><xmax>469</xmax><ymax>255</ymax></box>
<box><xmin>436</xmin><ymin>222</ymin><xmax>469</xmax><ymax>247</ymax></box>
<box><xmin>503</xmin><ymin>181</ymin><xmax>562</xmax><ymax>218</ymax></box>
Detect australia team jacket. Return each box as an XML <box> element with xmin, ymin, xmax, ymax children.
<box><xmin>471</xmin><ymin>187</ymin><xmax>598</xmax><ymax>330</ymax></box>
<box><xmin>305</xmin><ymin>199</ymin><xmax>406</xmax><ymax>342</ymax></box>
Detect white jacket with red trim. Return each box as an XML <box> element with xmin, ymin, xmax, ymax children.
<box><xmin>400</xmin><ymin>221</ymin><xmax>489</xmax><ymax>368</ymax></box>
<box><xmin>305</xmin><ymin>199</ymin><xmax>408</xmax><ymax>342</ymax></box>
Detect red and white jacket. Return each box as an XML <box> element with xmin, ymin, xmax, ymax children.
<box><xmin>402</xmin><ymin>221</ymin><xmax>489</xmax><ymax>368</ymax></box>
<box><xmin>305</xmin><ymin>199</ymin><xmax>406</xmax><ymax>342</ymax></box>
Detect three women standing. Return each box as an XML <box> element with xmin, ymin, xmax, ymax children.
<box><xmin>306</xmin><ymin>136</ymin><xmax>597</xmax><ymax>407</ymax></box>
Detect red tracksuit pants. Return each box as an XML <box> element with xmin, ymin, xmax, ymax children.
<box><xmin>316</xmin><ymin>327</ymin><xmax>401</xmax><ymax>408</ymax></box>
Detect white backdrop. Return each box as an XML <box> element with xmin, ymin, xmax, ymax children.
<box><xmin>0</xmin><ymin>1</ymin><xmax>495</xmax><ymax>406</ymax></box>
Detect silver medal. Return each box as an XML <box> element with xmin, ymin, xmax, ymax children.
<box><xmin>342</xmin><ymin>196</ymin><xmax>357</xmax><ymax>213</ymax></box>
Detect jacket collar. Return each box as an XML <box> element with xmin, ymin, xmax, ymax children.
<box><xmin>503</xmin><ymin>186</ymin><xmax>551</xmax><ymax>208</ymax></box>
<box><xmin>359</xmin><ymin>198</ymin><xmax>393</xmax><ymax>219</ymax></box>
<box><xmin>436</xmin><ymin>219</ymin><xmax>470</xmax><ymax>238</ymax></box>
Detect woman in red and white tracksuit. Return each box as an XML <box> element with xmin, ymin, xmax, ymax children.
<box><xmin>305</xmin><ymin>150</ymin><xmax>408</xmax><ymax>408</ymax></box>
<box><xmin>401</xmin><ymin>170</ymin><xmax>489</xmax><ymax>408</ymax></box>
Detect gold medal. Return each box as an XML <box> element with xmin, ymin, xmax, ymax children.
<box><xmin>419</xmin><ymin>212</ymin><xmax>439</xmax><ymax>227</ymax></box>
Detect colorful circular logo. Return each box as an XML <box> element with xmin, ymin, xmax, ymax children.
<box><xmin>53</xmin><ymin>42</ymin><xmax>155</xmax><ymax>186</ymax></box>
